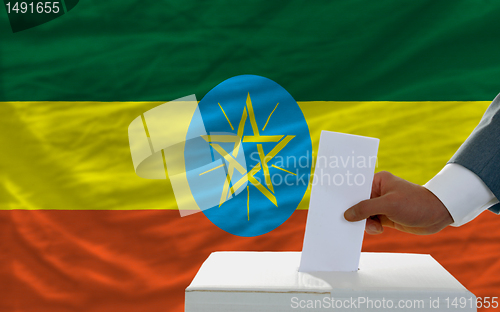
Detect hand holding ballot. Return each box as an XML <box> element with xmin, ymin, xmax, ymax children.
<box><xmin>344</xmin><ymin>171</ymin><xmax>453</xmax><ymax>235</ymax></box>
<box><xmin>345</xmin><ymin>93</ymin><xmax>500</xmax><ymax>234</ymax></box>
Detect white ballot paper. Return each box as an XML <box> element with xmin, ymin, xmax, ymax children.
<box><xmin>299</xmin><ymin>131</ymin><xmax>379</xmax><ymax>272</ymax></box>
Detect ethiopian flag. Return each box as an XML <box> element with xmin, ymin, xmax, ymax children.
<box><xmin>2</xmin><ymin>1</ymin><xmax>500</xmax><ymax>311</ymax></box>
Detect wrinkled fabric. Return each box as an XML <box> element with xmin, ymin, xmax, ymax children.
<box><xmin>1</xmin><ymin>100</ymin><xmax>498</xmax><ymax>312</ymax></box>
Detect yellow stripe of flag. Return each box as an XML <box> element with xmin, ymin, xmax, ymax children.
<box><xmin>0</xmin><ymin>101</ymin><xmax>490</xmax><ymax>210</ymax></box>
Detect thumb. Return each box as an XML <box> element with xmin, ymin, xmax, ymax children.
<box><xmin>344</xmin><ymin>196</ymin><xmax>391</xmax><ymax>222</ymax></box>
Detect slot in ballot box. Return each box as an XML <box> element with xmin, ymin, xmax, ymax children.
<box><xmin>185</xmin><ymin>252</ymin><xmax>476</xmax><ymax>312</ymax></box>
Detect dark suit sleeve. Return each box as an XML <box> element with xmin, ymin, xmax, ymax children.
<box><xmin>449</xmin><ymin>93</ymin><xmax>500</xmax><ymax>213</ymax></box>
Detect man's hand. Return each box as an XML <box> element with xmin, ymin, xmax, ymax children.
<box><xmin>344</xmin><ymin>171</ymin><xmax>453</xmax><ymax>235</ymax></box>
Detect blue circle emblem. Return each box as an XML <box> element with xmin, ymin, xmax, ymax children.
<box><xmin>184</xmin><ymin>75</ymin><xmax>312</xmax><ymax>236</ymax></box>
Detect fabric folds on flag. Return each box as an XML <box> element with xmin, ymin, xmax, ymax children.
<box><xmin>2</xmin><ymin>1</ymin><xmax>500</xmax><ymax>311</ymax></box>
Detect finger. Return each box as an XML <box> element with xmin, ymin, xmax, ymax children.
<box><xmin>365</xmin><ymin>217</ymin><xmax>383</xmax><ymax>235</ymax></box>
<box><xmin>344</xmin><ymin>196</ymin><xmax>391</xmax><ymax>222</ymax></box>
<box><xmin>392</xmin><ymin>224</ymin><xmax>440</xmax><ymax>235</ymax></box>
<box><xmin>377</xmin><ymin>216</ymin><xmax>429</xmax><ymax>235</ymax></box>
<box><xmin>378</xmin><ymin>215</ymin><xmax>396</xmax><ymax>229</ymax></box>
<box><xmin>370</xmin><ymin>171</ymin><xmax>392</xmax><ymax>199</ymax></box>
<box><xmin>370</xmin><ymin>172</ymin><xmax>382</xmax><ymax>199</ymax></box>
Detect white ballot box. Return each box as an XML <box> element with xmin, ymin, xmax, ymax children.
<box><xmin>185</xmin><ymin>252</ymin><xmax>476</xmax><ymax>312</ymax></box>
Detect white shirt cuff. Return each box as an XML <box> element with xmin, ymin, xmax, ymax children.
<box><xmin>423</xmin><ymin>163</ymin><xmax>499</xmax><ymax>227</ymax></box>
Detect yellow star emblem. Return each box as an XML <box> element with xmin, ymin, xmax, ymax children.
<box><xmin>200</xmin><ymin>93</ymin><xmax>295</xmax><ymax>218</ymax></box>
